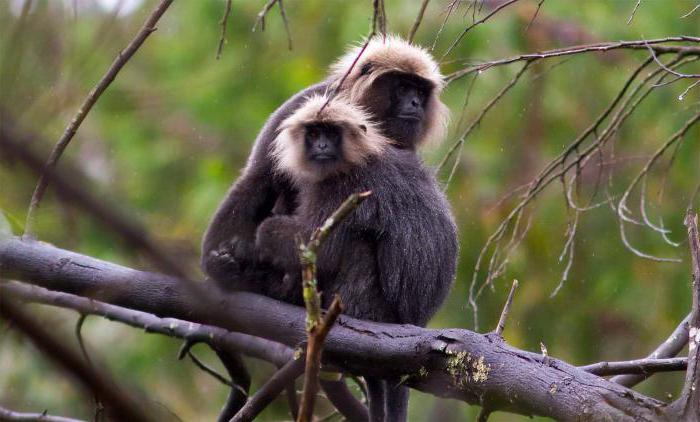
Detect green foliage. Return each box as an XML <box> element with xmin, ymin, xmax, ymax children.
<box><xmin>0</xmin><ymin>1</ymin><xmax>698</xmax><ymax>420</ymax></box>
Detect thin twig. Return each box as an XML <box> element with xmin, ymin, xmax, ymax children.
<box><xmin>319</xmin><ymin>0</ymin><xmax>383</xmax><ymax>113</ymax></box>
<box><xmin>278</xmin><ymin>0</ymin><xmax>293</xmax><ymax>50</ymax></box>
<box><xmin>216</xmin><ymin>0</ymin><xmax>233</xmax><ymax>60</ymax></box>
<box><xmin>75</xmin><ymin>314</ymin><xmax>104</xmax><ymax>421</ymax></box>
<box><xmin>524</xmin><ymin>0</ymin><xmax>545</xmax><ymax>32</ymax></box>
<box><xmin>580</xmin><ymin>357</ymin><xmax>687</xmax><ymax>376</ymax></box>
<box><xmin>680</xmin><ymin>3</ymin><xmax>700</xmax><ymax>18</ymax></box>
<box><xmin>252</xmin><ymin>0</ymin><xmax>277</xmax><ymax>31</ymax></box>
<box><xmin>23</xmin><ymin>0</ymin><xmax>174</xmax><ymax>237</ymax></box>
<box><xmin>177</xmin><ymin>342</ymin><xmax>240</xmax><ymax>391</ymax></box>
<box><xmin>431</xmin><ymin>0</ymin><xmax>459</xmax><ymax>51</ymax></box>
<box><xmin>494</xmin><ymin>279</ymin><xmax>519</xmax><ymax>336</ymax></box>
<box><xmin>440</xmin><ymin>0</ymin><xmax>521</xmax><ymax>61</ymax></box>
<box><xmin>627</xmin><ymin>0</ymin><xmax>642</xmax><ymax>25</ymax></box>
<box><xmin>407</xmin><ymin>0</ymin><xmax>431</xmax><ymax>43</ymax></box>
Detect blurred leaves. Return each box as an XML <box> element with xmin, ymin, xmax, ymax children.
<box><xmin>0</xmin><ymin>1</ymin><xmax>699</xmax><ymax>420</ymax></box>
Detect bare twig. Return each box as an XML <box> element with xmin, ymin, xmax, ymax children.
<box><xmin>278</xmin><ymin>0</ymin><xmax>293</xmax><ymax>50</ymax></box>
<box><xmin>680</xmin><ymin>3</ymin><xmax>700</xmax><ymax>18</ymax></box>
<box><xmin>0</xmin><ymin>406</ymin><xmax>86</xmax><ymax>422</ymax></box>
<box><xmin>440</xmin><ymin>0</ymin><xmax>521</xmax><ymax>61</ymax></box>
<box><xmin>446</xmin><ymin>36</ymin><xmax>700</xmax><ymax>83</ymax></box>
<box><xmin>494</xmin><ymin>279</ymin><xmax>519</xmax><ymax>336</ymax></box>
<box><xmin>524</xmin><ymin>0</ymin><xmax>545</xmax><ymax>32</ymax></box>
<box><xmin>298</xmin><ymin>298</ymin><xmax>344</xmax><ymax>422</ymax></box>
<box><xmin>252</xmin><ymin>0</ymin><xmax>277</xmax><ymax>31</ymax></box>
<box><xmin>216</xmin><ymin>0</ymin><xmax>233</xmax><ymax>60</ymax></box>
<box><xmin>251</xmin><ymin>0</ymin><xmax>292</xmax><ymax>49</ymax></box>
<box><xmin>627</xmin><ymin>0</ymin><xmax>642</xmax><ymax>25</ymax></box>
<box><xmin>407</xmin><ymin>0</ymin><xmax>431</xmax><ymax>43</ymax></box>
<box><xmin>319</xmin><ymin>1</ymin><xmax>384</xmax><ymax>113</ymax></box>
<box><xmin>231</xmin><ymin>356</ymin><xmax>306</xmax><ymax>422</ymax></box>
<box><xmin>214</xmin><ymin>348</ymin><xmax>251</xmax><ymax>422</ymax></box>
<box><xmin>431</xmin><ymin>0</ymin><xmax>459</xmax><ymax>51</ymax></box>
<box><xmin>23</xmin><ymin>0</ymin><xmax>174</xmax><ymax>236</ymax></box>
<box><xmin>177</xmin><ymin>341</ymin><xmax>236</xmax><ymax>388</ymax></box>
<box><xmin>0</xmin><ymin>297</ymin><xmax>154</xmax><ymax>422</ymax></box>
<box><xmin>75</xmin><ymin>315</ymin><xmax>104</xmax><ymax>421</ymax></box>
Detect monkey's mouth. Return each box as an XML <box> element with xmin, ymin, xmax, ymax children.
<box><xmin>396</xmin><ymin>113</ymin><xmax>422</xmax><ymax>122</ymax></box>
<box><xmin>311</xmin><ymin>153</ymin><xmax>337</xmax><ymax>162</ymax></box>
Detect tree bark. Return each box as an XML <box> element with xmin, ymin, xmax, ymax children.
<box><xmin>0</xmin><ymin>237</ymin><xmax>670</xmax><ymax>420</ymax></box>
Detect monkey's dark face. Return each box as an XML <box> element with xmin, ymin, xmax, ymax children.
<box><xmin>304</xmin><ymin>123</ymin><xmax>343</xmax><ymax>166</ymax></box>
<box><xmin>362</xmin><ymin>72</ymin><xmax>432</xmax><ymax>149</ymax></box>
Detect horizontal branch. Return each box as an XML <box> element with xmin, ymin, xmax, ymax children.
<box><xmin>581</xmin><ymin>357</ymin><xmax>688</xmax><ymax>376</ymax></box>
<box><xmin>611</xmin><ymin>314</ymin><xmax>691</xmax><ymax>387</ymax></box>
<box><xmin>0</xmin><ymin>281</ymin><xmax>293</xmax><ymax>368</ymax></box>
<box><xmin>0</xmin><ymin>405</ymin><xmax>85</xmax><ymax>422</ymax></box>
<box><xmin>446</xmin><ymin>36</ymin><xmax>700</xmax><ymax>83</ymax></box>
<box><xmin>0</xmin><ymin>237</ymin><xmax>669</xmax><ymax>420</ymax></box>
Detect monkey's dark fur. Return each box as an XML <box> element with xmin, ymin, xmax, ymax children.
<box><xmin>201</xmin><ymin>36</ymin><xmax>451</xmax><ymax>422</ymax></box>
<box><xmin>201</xmin><ymin>36</ymin><xmax>449</xmax><ymax>294</ymax></box>
<box><xmin>256</xmin><ymin>95</ymin><xmax>457</xmax><ymax>421</ymax></box>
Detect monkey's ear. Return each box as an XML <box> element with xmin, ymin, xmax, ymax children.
<box><xmin>359</xmin><ymin>124</ymin><xmax>367</xmax><ymax>133</ymax></box>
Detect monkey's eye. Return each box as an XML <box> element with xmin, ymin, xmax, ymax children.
<box><xmin>360</xmin><ymin>62</ymin><xmax>373</xmax><ymax>76</ymax></box>
<box><xmin>306</xmin><ymin>127</ymin><xmax>319</xmax><ymax>139</ymax></box>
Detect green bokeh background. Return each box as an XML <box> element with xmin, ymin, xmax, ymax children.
<box><xmin>1</xmin><ymin>1</ymin><xmax>699</xmax><ymax>420</ymax></box>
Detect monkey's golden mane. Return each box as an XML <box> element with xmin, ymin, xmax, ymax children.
<box><xmin>271</xmin><ymin>95</ymin><xmax>390</xmax><ymax>184</ymax></box>
<box><xmin>329</xmin><ymin>34</ymin><xmax>449</xmax><ymax>147</ymax></box>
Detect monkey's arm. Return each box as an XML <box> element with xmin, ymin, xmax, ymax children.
<box><xmin>254</xmin><ymin>215</ymin><xmax>305</xmax><ymax>275</ymax></box>
<box><xmin>201</xmin><ymin>82</ymin><xmax>329</xmax><ymax>282</ymax></box>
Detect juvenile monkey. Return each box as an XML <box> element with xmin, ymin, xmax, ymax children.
<box><xmin>256</xmin><ymin>95</ymin><xmax>458</xmax><ymax>422</ymax></box>
<box><xmin>202</xmin><ymin>36</ymin><xmax>449</xmax><ymax>289</ymax></box>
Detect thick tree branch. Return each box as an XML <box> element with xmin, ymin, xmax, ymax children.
<box><xmin>0</xmin><ymin>237</ymin><xmax>671</xmax><ymax>420</ymax></box>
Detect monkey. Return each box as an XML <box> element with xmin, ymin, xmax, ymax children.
<box><xmin>254</xmin><ymin>94</ymin><xmax>458</xmax><ymax>422</ymax></box>
<box><xmin>201</xmin><ymin>36</ymin><xmax>450</xmax><ymax>421</ymax></box>
<box><xmin>201</xmin><ymin>35</ymin><xmax>449</xmax><ymax>291</ymax></box>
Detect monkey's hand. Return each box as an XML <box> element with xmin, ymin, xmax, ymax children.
<box><xmin>255</xmin><ymin>216</ymin><xmax>304</xmax><ymax>272</ymax></box>
<box><xmin>206</xmin><ymin>236</ymin><xmax>257</xmax><ymax>276</ymax></box>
